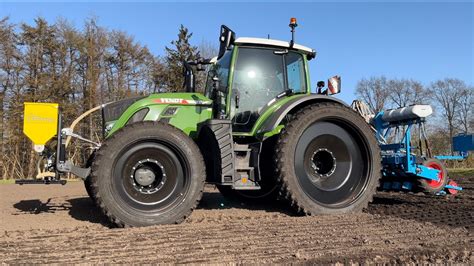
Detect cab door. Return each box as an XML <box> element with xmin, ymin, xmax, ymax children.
<box><xmin>230</xmin><ymin>47</ymin><xmax>307</xmax><ymax>133</ymax></box>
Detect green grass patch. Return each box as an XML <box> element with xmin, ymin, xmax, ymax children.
<box><xmin>448</xmin><ymin>168</ymin><xmax>474</xmax><ymax>177</ymax></box>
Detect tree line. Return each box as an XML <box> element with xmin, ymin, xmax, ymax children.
<box><xmin>0</xmin><ymin>17</ymin><xmax>213</xmax><ymax>179</ymax></box>
<box><xmin>356</xmin><ymin>76</ymin><xmax>473</xmax><ymax>166</ymax></box>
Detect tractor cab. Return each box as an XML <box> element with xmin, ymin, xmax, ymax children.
<box><xmin>202</xmin><ymin>25</ymin><xmax>317</xmax><ymax>134</ymax></box>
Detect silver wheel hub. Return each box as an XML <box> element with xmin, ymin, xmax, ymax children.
<box><xmin>134</xmin><ymin>168</ymin><xmax>155</xmax><ymax>186</ymax></box>
<box><xmin>311</xmin><ymin>148</ymin><xmax>337</xmax><ymax>177</ymax></box>
<box><xmin>130</xmin><ymin>159</ymin><xmax>167</xmax><ymax>194</ymax></box>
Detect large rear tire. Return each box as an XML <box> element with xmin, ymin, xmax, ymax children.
<box><xmin>275</xmin><ymin>102</ymin><xmax>381</xmax><ymax>214</ymax></box>
<box><xmin>90</xmin><ymin>121</ymin><xmax>205</xmax><ymax>227</ymax></box>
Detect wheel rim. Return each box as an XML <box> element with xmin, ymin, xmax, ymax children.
<box><xmin>294</xmin><ymin>121</ymin><xmax>371</xmax><ymax>208</ymax></box>
<box><xmin>112</xmin><ymin>141</ymin><xmax>190</xmax><ymax>212</ymax></box>
<box><xmin>425</xmin><ymin>161</ymin><xmax>444</xmax><ymax>188</ymax></box>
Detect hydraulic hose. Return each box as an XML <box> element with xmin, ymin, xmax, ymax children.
<box><xmin>65</xmin><ymin>105</ymin><xmax>103</xmax><ymax>147</ymax></box>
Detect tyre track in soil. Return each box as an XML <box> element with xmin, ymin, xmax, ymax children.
<box><xmin>1</xmin><ymin>175</ymin><xmax>473</xmax><ymax>264</ymax></box>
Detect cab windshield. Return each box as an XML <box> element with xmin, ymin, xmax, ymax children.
<box><xmin>231</xmin><ymin>47</ymin><xmax>307</xmax><ymax>132</ymax></box>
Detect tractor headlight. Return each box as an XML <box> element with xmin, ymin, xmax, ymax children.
<box><xmin>162</xmin><ymin>106</ymin><xmax>179</xmax><ymax>116</ymax></box>
<box><xmin>104</xmin><ymin>121</ymin><xmax>115</xmax><ymax>135</ymax></box>
<box><xmin>126</xmin><ymin>108</ymin><xmax>149</xmax><ymax>125</ymax></box>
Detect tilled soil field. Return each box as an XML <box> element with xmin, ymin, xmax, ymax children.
<box><xmin>1</xmin><ymin>174</ymin><xmax>473</xmax><ymax>264</ymax></box>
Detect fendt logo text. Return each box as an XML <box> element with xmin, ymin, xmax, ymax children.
<box><xmin>154</xmin><ymin>98</ymin><xmax>190</xmax><ymax>104</ymax></box>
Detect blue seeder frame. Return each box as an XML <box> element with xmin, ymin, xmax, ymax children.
<box><xmin>373</xmin><ymin>111</ymin><xmax>472</xmax><ymax>192</ymax></box>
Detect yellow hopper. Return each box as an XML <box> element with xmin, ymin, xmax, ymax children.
<box><xmin>23</xmin><ymin>102</ymin><xmax>59</xmax><ymax>153</ymax></box>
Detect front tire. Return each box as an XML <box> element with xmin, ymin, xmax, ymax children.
<box><xmin>84</xmin><ymin>152</ymin><xmax>96</xmax><ymax>204</ymax></box>
<box><xmin>90</xmin><ymin>121</ymin><xmax>205</xmax><ymax>227</ymax></box>
<box><xmin>275</xmin><ymin>102</ymin><xmax>381</xmax><ymax>214</ymax></box>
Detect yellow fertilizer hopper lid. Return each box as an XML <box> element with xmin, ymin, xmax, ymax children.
<box><xmin>23</xmin><ymin>102</ymin><xmax>59</xmax><ymax>153</ymax></box>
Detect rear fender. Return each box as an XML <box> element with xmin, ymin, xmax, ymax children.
<box><xmin>257</xmin><ymin>94</ymin><xmax>348</xmax><ymax>137</ymax></box>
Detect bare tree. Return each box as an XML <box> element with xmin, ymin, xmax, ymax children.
<box><xmin>355</xmin><ymin>76</ymin><xmax>390</xmax><ymax>113</ymax></box>
<box><xmin>0</xmin><ymin>18</ymin><xmax>18</xmax><ymax>153</ymax></box>
<box><xmin>148</xmin><ymin>56</ymin><xmax>167</xmax><ymax>93</ymax></box>
<box><xmin>0</xmin><ymin>17</ymin><xmax>22</xmax><ymax>178</ymax></box>
<box><xmin>430</xmin><ymin>78</ymin><xmax>468</xmax><ymax>152</ymax></box>
<box><xmin>195</xmin><ymin>40</ymin><xmax>218</xmax><ymax>92</ymax></box>
<box><xmin>197</xmin><ymin>40</ymin><xmax>218</xmax><ymax>59</ymax></box>
<box><xmin>456</xmin><ymin>86</ymin><xmax>473</xmax><ymax>134</ymax></box>
<box><xmin>387</xmin><ymin>78</ymin><xmax>427</xmax><ymax>108</ymax></box>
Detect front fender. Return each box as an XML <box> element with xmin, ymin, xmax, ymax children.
<box><xmin>257</xmin><ymin>94</ymin><xmax>348</xmax><ymax>137</ymax></box>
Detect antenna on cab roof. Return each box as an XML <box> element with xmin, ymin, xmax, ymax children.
<box><xmin>289</xmin><ymin>17</ymin><xmax>298</xmax><ymax>48</ymax></box>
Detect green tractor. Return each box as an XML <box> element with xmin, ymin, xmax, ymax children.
<box><xmin>21</xmin><ymin>20</ymin><xmax>381</xmax><ymax>227</ymax></box>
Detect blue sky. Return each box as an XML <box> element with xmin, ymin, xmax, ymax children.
<box><xmin>1</xmin><ymin>1</ymin><xmax>472</xmax><ymax>103</ymax></box>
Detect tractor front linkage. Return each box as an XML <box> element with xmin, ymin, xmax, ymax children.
<box><xmin>18</xmin><ymin>102</ymin><xmax>100</xmax><ymax>185</ymax></box>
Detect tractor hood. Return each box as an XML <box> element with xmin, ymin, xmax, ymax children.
<box><xmin>103</xmin><ymin>93</ymin><xmax>212</xmax><ymax>124</ymax></box>
<box><xmin>104</xmin><ymin>92</ymin><xmax>213</xmax><ymax>138</ymax></box>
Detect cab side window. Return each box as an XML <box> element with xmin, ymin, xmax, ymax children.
<box><xmin>286</xmin><ymin>52</ymin><xmax>306</xmax><ymax>93</ymax></box>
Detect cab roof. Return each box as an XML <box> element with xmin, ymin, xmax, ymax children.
<box><xmin>234</xmin><ymin>37</ymin><xmax>314</xmax><ymax>54</ymax></box>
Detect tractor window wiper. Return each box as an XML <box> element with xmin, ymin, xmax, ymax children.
<box><xmin>276</xmin><ymin>89</ymin><xmax>293</xmax><ymax>99</ymax></box>
<box><xmin>274</xmin><ymin>49</ymin><xmax>288</xmax><ymax>55</ymax></box>
<box><xmin>266</xmin><ymin>89</ymin><xmax>295</xmax><ymax>107</ymax></box>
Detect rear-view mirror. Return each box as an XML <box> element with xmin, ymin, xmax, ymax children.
<box><xmin>217</xmin><ymin>25</ymin><xmax>235</xmax><ymax>60</ymax></box>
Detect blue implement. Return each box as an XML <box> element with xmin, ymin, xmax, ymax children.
<box><xmin>370</xmin><ymin>105</ymin><xmax>471</xmax><ymax>195</ymax></box>
<box><xmin>444</xmin><ymin>184</ymin><xmax>462</xmax><ymax>191</ymax></box>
